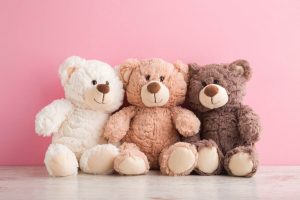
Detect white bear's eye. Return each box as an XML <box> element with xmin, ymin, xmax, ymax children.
<box><xmin>105</xmin><ymin>81</ymin><xmax>109</xmax><ymax>85</ymax></box>
<box><xmin>92</xmin><ymin>80</ymin><xmax>97</xmax><ymax>85</ymax></box>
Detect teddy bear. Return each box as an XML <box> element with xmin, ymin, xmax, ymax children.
<box><xmin>104</xmin><ymin>58</ymin><xmax>201</xmax><ymax>176</ymax></box>
<box><xmin>185</xmin><ymin>59</ymin><xmax>261</xmax><ymax>177</ymax></box>
<box><xmin>35</xmin><ymin>56</ymin><xmax>124</xmax><ymax>177</ymax></box>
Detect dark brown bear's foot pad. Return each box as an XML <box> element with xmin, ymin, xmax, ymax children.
<box><xmin>194</xmin><ymin>140</ymin><xmax>223</xmax><ymax>175</ymax></box>
<box><xmin>159</xmin><ymin>142</ymin><xmax>197</xmax><ymax>176</ymax></box>
<box><xmin>224</xmin><ymin>146</ymin><xmax>258</xmax><ymax>177</ymax></box>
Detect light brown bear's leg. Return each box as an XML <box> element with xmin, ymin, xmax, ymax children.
<box><xmin>114</xmin><ymin>143</ymin><xmax>149</xmax><ymax>175</ymax></box>
<box><xmin>194</xmin><ymin>139</ymin><xmax>224</xmax><ymax>175</ymax></box>
<box><xmin>159</xmin><ymin>142</ymin><xmax>197</xmax><ymax>176</ymax></box>
<box><xmin>224</xmin><ymin>146</ymin><xmax>258</xmax><ymax>177</ymax></box>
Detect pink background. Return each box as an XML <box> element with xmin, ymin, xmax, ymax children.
<box><xmin>0</xmin><ymin>0</ymin><xmax>299</xmax><ymax>165</ymax></box>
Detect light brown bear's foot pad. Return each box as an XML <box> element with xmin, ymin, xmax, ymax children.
<box><xmin>80</xmin><ymin>144</ymin><xmax>119</xmax><ymax>174</ymax></box>
<box><xmin>194</xmin><ymin>140</ymin><xmax>223</xmax><ymax>175</ymax></box>
<box><xmin>224</xmin><ymin>146</ymin><xmax>258</xmax><ymax>177</ymax></box>
<box><xmin>44</xmin><ymin>144</ymin><xmax>78</xmax><ymax>177</ymax></box>
<box><xmin>160</xmin><ymin>142</ymin><xmax>197</xmax><ymax>176</ymax></box>
<box><xmin>114</xmin><ymin>148</ymin><xmax>149</xmax><ymax>175</ymax></box>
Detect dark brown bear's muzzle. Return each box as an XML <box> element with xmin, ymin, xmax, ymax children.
<box><xmin>97</xmin><ymin>84</ymin><xmax>110</xmax><ymax>94</ymax></box>
<box><xmin>147</xmin><ymin>82</ymin><xmax>161</xmax><ymax>94</ymax></box>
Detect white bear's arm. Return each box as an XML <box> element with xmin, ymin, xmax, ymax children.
<box><xmin>35</xmin><ymin>99</ymin><xmax>74</xmax><ymax>137</ymax></box>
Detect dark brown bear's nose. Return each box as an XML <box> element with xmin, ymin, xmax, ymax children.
<box><xmin>204</xmin><ymin>84</ymin><xmax>218</xmax><ymax>97</ymax></box>
<box><xmin>97</xmin><ymin>84</ymin><xmax>110</xmax><ymax>94</ymax></box>
<box><xmin>147</xmin><ymin>82</ymin><xmax>161</xmax><ymax>94</ymax></box>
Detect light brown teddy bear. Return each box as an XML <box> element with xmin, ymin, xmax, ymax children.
<box><xmin>104</xmin><ymin>58</ymin><xmax>201</xmax><ymax>176</ymax></box>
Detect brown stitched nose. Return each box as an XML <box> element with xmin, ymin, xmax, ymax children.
<box><xmin>97</xmin><ymin>84</ymin><xmax>110</xmax><ymax>94</ymax></box>
<box><xmin>147</xmin><ymin>82</ymin><xmax>161</xmax><ymax>94</ymax></box>
<box><xmin>204</xmin><ymin>84</ymin><xmax>219</xmax><ymax>97</ymax></box>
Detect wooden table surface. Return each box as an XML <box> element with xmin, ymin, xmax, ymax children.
<box><xmin>0</xmin><ymin>166</ymin><xmax>299</xmax><ymax>200</ymax></box>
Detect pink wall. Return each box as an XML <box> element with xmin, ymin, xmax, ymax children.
<box><xmin>0</xmin><ymin>0</ymin><xmax>299</xmax><ymax>165</ymax></box>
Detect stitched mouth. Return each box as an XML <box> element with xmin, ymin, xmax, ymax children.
<box><xmin>94</xmin><ymin>98</ymin><xmax>105</xmax><ymax>104</ymax></box>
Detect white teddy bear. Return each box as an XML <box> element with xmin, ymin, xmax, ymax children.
<box><xmin>35</xmin><ymin>56</ymin><xmax>124</xmax><ymax>177</ymax></box>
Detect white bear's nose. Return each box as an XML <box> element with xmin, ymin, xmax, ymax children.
<box><xmin>97</xmin><ymin>84</ymin><xmax>110</xmax><ymax>94</ymax></box>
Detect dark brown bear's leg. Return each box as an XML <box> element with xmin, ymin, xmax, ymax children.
<box><xmin>194</xmin><ymin>139</ymin><xmax>224</xmax><ymax>175</ymax></box>
<box><xmin>224</xmin><ymin>146</ymin><xmax>258</xmax><ymax>177</ymax></box>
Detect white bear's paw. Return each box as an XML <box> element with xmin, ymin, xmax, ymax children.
<box><xmin>44</xmin><ymin>144</ymin><xmax>78</xmax><ymax>177</ymax></box>
<box><xmin>80</xmin><ymin>144</ymin><xmax>119</xmax><ymax>174</ymax></box>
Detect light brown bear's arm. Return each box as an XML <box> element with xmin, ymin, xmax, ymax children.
<box><xmin>237</xmin><ymin>105</ymin><xmax>262</xmax><ymax>144</ymax></box>
<box><xmin>170</xmin><ymin>106</ymin><xmax>201</xmax><ymax>137</ymax></box>
<box><xmin>104</xmin><ymin>106</ymin><xmax>136</xmax><ymax>143</ymax></box>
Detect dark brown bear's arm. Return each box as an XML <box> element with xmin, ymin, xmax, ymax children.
<box><xmin>237</xmin><ymin>105</ymin><xmax>262</xmax><ymax>144</ymax></box>
<box><xmin>170</xmin><ymin>106</ymin><xmax>201</xmax><ymax>137</ymax></box>
<box><xmin>104</xmin><ymin>106</ymin><xmax>136</xmax><ymax>143</ymax></box>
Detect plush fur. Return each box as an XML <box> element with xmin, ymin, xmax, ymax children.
<box><xmin>35</xmin><ymin>56</ymin><xmax>124</xmax><ymax>177</ymax></box>
<box><xmin>186</xmin><ymin>59</ymin><xmax>261</xmax><ymax>177</ymax></box>
<box><xmin>104</xmin><ymin>58</ymin><xmax>200</xmax><ymax>176</ymax></box>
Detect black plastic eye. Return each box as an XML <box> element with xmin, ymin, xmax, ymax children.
<box><xmin>201</xmin><ymin>81</ymin><xmax>207</xmax><ymax>87</ymax></box>
<box><xmin>92</xmin><ymin>80</ymin><xmax>97</xmax><ymax>85</ymax></box>
<box><xmin>214</xmin><ymin>79</ymin><xmax>220</xmax><ymax>84</ymax></box>
<box><xmin>145</xmin><ymin>75</ymin><xmax>151</xmax><ymax>81</ymax></box>
<box><xmin>105</xmin><ymin>81</ymin><xmax>109</xmax><ymax>85</ymax></box>
<box><xmin>160</xmin><ymin>76</ymin><xmax>165</xmax><ymax>82</ymax></box>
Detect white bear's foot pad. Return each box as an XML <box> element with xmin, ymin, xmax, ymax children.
<box><xmin>80</xmin><ymin>144</ymin><xmax>119</xmax><ymax>174</ymax></box>
<box><xmin>44</xmin><ymin>144</ymin><xmax>78</xmax><ymax>177</ymax></box>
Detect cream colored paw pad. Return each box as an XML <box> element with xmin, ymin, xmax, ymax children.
<box><xmin>86</xmin><ymin>150</ymin><xmax>118</xmax><ymax>174</ymax></box>
<box><xmin>197</xmin><ymin>146</ymin><xmax>219</xmax><ymax>174</ymax></box>
<box><xmin>167</xmin><ymin>147</ymin><xmax>196</xmax><ymax>174</ymax></box>
<box><xmin>228</xmin><ymin>152</ymin><xmax>254</xmax><ymax>176</ymax></box>
<box><xmin>118</xmin><ymin>156</ymin><xmax>147</xmax><ymax>175</ymax></box>
<box><xmin>46</xmin><ymin>153</ymin><xmax>78</xmax><ymax>177</ymax></box>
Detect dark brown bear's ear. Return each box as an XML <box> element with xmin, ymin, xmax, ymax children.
<box><xmin>229</xmin><ymin>59</ymin><xmax>252</xmax><ymax>81</ymax></box>
<box><xmin>118</xmin><ymin>59</ymin><xmax>139</xmax><ymax>86</ymax></box>
<box><xmin>188</xmin><ymin>63</ymin><xmax>200</xmax><ymax>76</ymax></box>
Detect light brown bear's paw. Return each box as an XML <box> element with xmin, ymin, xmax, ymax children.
<box><xmin>159</xmin><ymin>142</ymin><xmax>197</xmax><ymax>176</ymax></box>
<box><xmin>114</xmin><ymin>147</ymin><xmax>149</xmax><ymax>175</ymax></box>
<box><xmin>224</xmin><ymin>146</ymin><xmax>258</xmax><ymax>177</ymax></box>
<box><xmin>44</xmin><ymin>144</ymin><xmax>78</xmax><ymax>177</ymax></box>
<box><xmin>194</xmin><ymin>140</ymin><xmax>223</xmax><ymax>175</ymax></box>
<box><xmin>79</xmin><ymin>144</ymin><xmax>119</xmax><ymax>175</ymax></box>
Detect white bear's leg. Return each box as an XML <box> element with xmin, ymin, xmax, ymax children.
<box><xmin>80</xmin><ymin>144</ymin><xmax>119</xmax><ymax>174</ymax></box>
<box><xmin>44</xmin><ymin>143</ymin><xmax>78</xmax><ymax>177</ymax></box>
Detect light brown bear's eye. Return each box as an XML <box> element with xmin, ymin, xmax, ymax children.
<box><xmin>214</xmin><ymin>79</ymin><xmax>220</xmax><ymax>84</ymax></box>
<box><xmin>201</xmin><ymin>81</ymin><xmax>207</xmax><ymax>87</ymax></box>
<box><xmin>145</xmin><ymin>75</ymin><xmax>151</xmax><ymax>81</ymax></box>
<box><xmin>92</xmin><ymin>80</ymin><xmax>97</xmax><ymax>85</ymax></box>
<box><xmin>160</xmin><ymin>76</ymin><xmax>165</xmax><ymax>82</ymax></box>
<box><xmin>106</xmin><ymin>81</ymin><xmax>109</xmax><ymax>85</ymax></box>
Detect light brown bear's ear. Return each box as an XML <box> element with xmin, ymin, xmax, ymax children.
<box><xmin>174</xmin><ymin>61</ymin><xmax>189</xmax><ymax>82</ymax></box>
<box><xmin>59</xmin><ymin>56</ymin><xmax>86</xmax><ymax>86</ymax></box>
<box><xmin>229</xmin><ymin>59</ymin><xmax>252</xmax><ymax>81</ymax></box>
<box><xmin>118</xmin><ymin>59</ymin><xmax>139</xmax><ymax>86</ymax></box>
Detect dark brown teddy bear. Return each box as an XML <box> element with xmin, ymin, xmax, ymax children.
<box><xmin>186</xmin><ymin>59</ymin><xmax>261</xmax><ymax>177</ymax></box>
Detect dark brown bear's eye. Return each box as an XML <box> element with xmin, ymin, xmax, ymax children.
<box><xmin>92</xmin><ymin>80</ymin><xmax>97</xmax><ymax>85</ymax></box>
<box><xmin>201</xmin><ymin>81</ymin><xmax>207</xmax><ymax>87</ymax></box>
<box><xmin>145</xmin><ymin>75</ymin><xmax>151</xmax><ymax>81</ymax></box>
<box><xmin>160</xmin><ymin>76</ymin><xmax>165</xmax><ymax>82</ymax></box>
<box><xmin>214</xmin><ymin>79</ymin><xmax>220</xmax><ymax>84</ymax></box>
<box><xmin>105</xmin><ymin>81</ymin><xmax>109</xmax><ymax>85</ymax></box>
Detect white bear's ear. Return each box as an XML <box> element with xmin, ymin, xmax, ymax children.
<box><xmin>229</xmin><ymin>59</ymin><xmax>252</xmax><ymax>81</ymax></box>
<box><xmin>118</xmin><ymin>59</ymin><xmax>139</xmax><ymax>86</ymax></box>
<box><xmin>59</xmin><ymin>56</ymin><xmax>86</xmax><ymax>86</ymax></box>
<box><xmin>174</xmin><ymin>60</ymin><xmax>188</xmax><ymax>82</ymax></box>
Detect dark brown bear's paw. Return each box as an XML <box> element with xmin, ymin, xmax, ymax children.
<box><xmin>224</xmin><ymin>146</ymin><xmax>258</xmax><ymax>177</ymax></box>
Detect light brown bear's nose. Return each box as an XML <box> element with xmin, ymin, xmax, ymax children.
<box><xmin>204</xmin><ymin>84</ymin><xmax>218</xmax><ymax>97</ymax></box>
<box><xmin>147</xmin><ymin>82</ymin><xmax>161</xmax><ymax>94</ymax></box>
<box><xmin>97</xmin><ymin>84</ymin><xmax>110</xmax><ymax>94</ymax></box>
